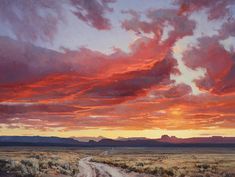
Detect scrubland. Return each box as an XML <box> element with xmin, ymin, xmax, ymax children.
<box><xmin>0</xmin><ymin>147</ymin><xmax>234</xmax><ymax>177</ymax></box>
<box><xmin>0</xmin><ymin>147</ymin><xmax>92</xmax><ymax>177</ymax></box>
<box><xmin>92</xmin><ymin>148</ymin><xmax>235</xmax><ymax>177</ymax></box>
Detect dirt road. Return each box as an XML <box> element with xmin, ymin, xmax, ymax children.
<box><xmin>77</xmin><ymin>157</ymin><xmax>151</xmax><ymax>177</ymax></box>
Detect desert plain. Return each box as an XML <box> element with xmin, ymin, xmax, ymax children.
<box><xmin>0</xmin><ymin>147</ymin><xmax>234</xmax><ymax>177</ymax></box>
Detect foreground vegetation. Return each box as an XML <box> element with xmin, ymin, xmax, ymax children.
<box><xmin>0</xmin><ymin>147</ymin><xmax>234</xmax><ymax>177</ymax></box>
<box><xmin>92</xmin><ymin>148</ymin><xmax>235</xmax><ymax>177</ymax></box>
<box><xmin>0</xmin><ymin>147</ymin><xmax>93</xmax><ymax>177</ymax></box>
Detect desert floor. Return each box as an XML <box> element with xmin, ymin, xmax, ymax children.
<box><xmin>0</xmin><ymin>147</ymin><xmax>234</xmax><ymax>177</ymax></box>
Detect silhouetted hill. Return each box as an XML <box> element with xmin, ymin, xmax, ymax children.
<box><xmin>81</xmin><ymin>138</ymin><xmax>169</xmax><ymax>147</ymax></box>
<box><xmin>71</xmin><ymin>136</ymin><xmax>106</xmax><ymax>142</ymax></box>
<box><xmin>0</xmin><ymin>135</ymin><xmax>235</xmax><ymax>147</ymax></box>
<box><xmin>158</xmin><ymin>135</ymin><xmax>235</xmax><ymax>144</ymax></box>
<box><xmin>0</xmin><ymin>136</ymin><xmax>78</xmax><ymax>146</ymax></box>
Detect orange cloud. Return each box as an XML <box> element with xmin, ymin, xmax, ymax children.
<box><xmin>0</xmin><ymin>1</ymin><xmax>235</xmax><ymax>135</ymax></box>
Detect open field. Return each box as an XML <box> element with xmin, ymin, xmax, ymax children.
<box><xmin>0</xmin><ymin>147</ymin><xmax>234</xmax><ymax>177</ymax></box>
<box><xmin>92</xmin><ymin>147</ymin><xmax>235</xmax><ymax>177</ymax></box>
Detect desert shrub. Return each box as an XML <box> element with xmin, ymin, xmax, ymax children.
<box><xmin>152</xmin><ymin>166</ymin><xmax>165</xmax><ymax>175</ymax></box>
<box><xmin>20</xmin><ymin>159</ymin><xmax>40</xmax><ymax>176</ymax></box>
<box><xmin>136</xmin><ymin>162</ymin><xmax>144</xmax><ymax>167</ymax></box>
<box><xmin>143</xmin><ymin>167</ymin><xmax>152</xmax><ymax>174</ymax></box>
<box><xmin>0</xmin><ymin>155</ymin><xmax>80</xmax><ymax>177</ymax></box>
<box><xmin>38</xmin><ymin>160</ymin><xmax>48</xmax><ymax>170</ymax></box>
<box><xmin>196</xmin><ymin>163</ymin><xmax>210</xmax><ymax>170</ymax></box>
<box><xmin>48</xmin><ymin>159</ymin><xmax>56</xmax><ymax>168</ymax></box>
<box><xmin>0</xmin><ymin>159</ymin><xmax>9</xmax><ymax>169</ymax></box>
<box><xmin>118</xmin><ymin>162</ymin><xmax>128</xmax><ymax>169</ymax></box>
<box><xmin>165</xmin><ymin>168</ymin><xmax>175</xmax><ymax>176</ymax></box>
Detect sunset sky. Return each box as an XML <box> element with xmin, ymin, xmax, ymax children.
<box><xmin>0</xmin><ymin>0</ymin><xmax>235</xmax><ymax>138</ymax></box>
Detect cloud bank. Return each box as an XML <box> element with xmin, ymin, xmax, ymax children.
<box><xmin>0</xmin><ymin>0</ymin><xmax>234</xmax><ymax>133</ymax></box>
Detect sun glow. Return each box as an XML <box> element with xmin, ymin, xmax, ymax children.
<box><xmin>169</xmin><ymin>107</ymin><xmax>184</xmax><ymax>117</ymax></box>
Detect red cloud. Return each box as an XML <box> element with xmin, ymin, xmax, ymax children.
<box><xmin>0</xmin><ymin>1</ymin><xmax>235</xmax><ymax>132</ymax></box>
<box><xmin>183</xmin><ymin>37</ymin><xmax>235</xmax><ymax>95</ymax></box>
<box><xmin>174</xmin><ymin>0</ymin><xmax>235</xmax><ymax>95</ymax></box>
<box><xmin>0</xmin><ymin>32</ymin><xmax>178</xmax><ymax>130</ymax></box>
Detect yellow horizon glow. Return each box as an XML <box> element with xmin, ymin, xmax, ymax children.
<box><xmin>0</xmin><ymin>127</ymin><xmax>234</xmax><ymax>138</ymax></box>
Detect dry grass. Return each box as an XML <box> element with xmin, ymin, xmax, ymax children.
<box><xmin>0</xmin><ymin>147</ymin><xmax>93</xmax><ymax>177</ymax></box>
<box><xmin>0</xmin><ymin>147</ymin><xmax>234</xmax><ymax>177</ymax></box>
<box><xmin>92</xmin><ymin>148</ymin><xmax>235</xmax><ymax>177</ymax></box>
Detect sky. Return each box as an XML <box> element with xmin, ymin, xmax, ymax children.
<box><xmin>0</xmin><ymin>0</ymin><xmax>235</xmax><ymax>138</ymax></box>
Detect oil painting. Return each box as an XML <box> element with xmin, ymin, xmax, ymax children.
<box><xmin>0</xmin><ymin>0</ymin><xmax>235</xmax><ymax>177</ymax></box>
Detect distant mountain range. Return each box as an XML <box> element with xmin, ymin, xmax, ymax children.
<box><xmin>0</xmin><ymin>135</ymin><xmax>235</xmax><ymax>147</ymax></box>
<box><xmin>0</xmin><ymin>136</ymin><xmax>78</xmax><ymax>146</ymax></box>
<box><xmin>71</xmin><ymin>136</ymin><xmax>106</xmax><ymax>142</ymax></box>
<box><xmin>157</xmin><ymin>135</ymin><xmax>235</xmax><ymax>144</ymax></box>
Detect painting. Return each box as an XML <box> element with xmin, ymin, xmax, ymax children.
<box><xmin>0</xmin><ymin>0</ymin><xmax>234</xmax><ymax>177</ymax></box>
